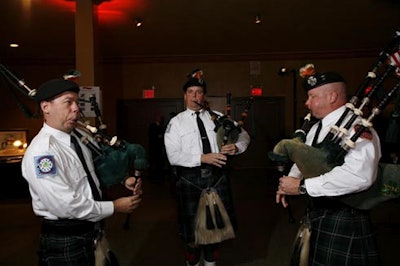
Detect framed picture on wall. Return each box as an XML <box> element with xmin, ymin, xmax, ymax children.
<box><xmin>0</xmin><ymin>129</ymin><xmax>28</xmax><ymax>158</ymax></box>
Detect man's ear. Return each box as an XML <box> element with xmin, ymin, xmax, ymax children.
<box><xmin>329</xmin><ymin>91</ymin><xmax>338</xmax><ymax>104</ymax></box>
<box><xmin>41</xmin><ymin>101</ymin><xmax>50</xmax><ymax>114</ymax></box>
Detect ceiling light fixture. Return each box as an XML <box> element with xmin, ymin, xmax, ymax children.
<box><xmin>134</xmin><ymin>18</ymin><xmax>143</xmax><ymax>27</ymax></box>
<box><xmin>9</xmin><ymin>43</ymin><xmax>19</xmax><ymax>48</ymax></box>
<box><xmin>255</xmin><ymin>15</ymin><xmax>261</xmax><ymax>25</ymax></box>
<box><xmin>278</xmin><ymin>66</ymin><xmax>290</xmax><ymax>76</ymax></box>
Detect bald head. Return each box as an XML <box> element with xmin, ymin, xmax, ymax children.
<box><xmin>326</xmin><ymin>81</ymin><xmax>347</xmax><ymax>107</ymax></box>
<box><xmin>305</xmin><ymin>81</ymin><xmax>347</xmax><ymax>119</ymax></box>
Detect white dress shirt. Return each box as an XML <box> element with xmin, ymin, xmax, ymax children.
<box><xmin>21</xmin><ymin>123</ymin><xmax>114</xmax><ymax>221</ymax></box>
<box><xmin>164</xmin><ymin>109</ymin><xmax>250</xmax><ymax>167</ymax></box>
<box><xmin>289</xmin><ymin>106</ymin><xmax>382</xmax><ymax>197</ymax></box>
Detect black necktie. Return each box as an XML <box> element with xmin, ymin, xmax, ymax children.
<box><xmin>196</xmin><ymin>112</ymin><xmax>211</xmax><ymax>154</ymax></box>
<box><xmin>71</xmin><ymin>135</ymin><xmax>102</xmax><ymax>201</ymax></box>
<box><xmin>312</xmin><ymin>121</ymin><xmax>322</xmax><ymax>146</ymax></box>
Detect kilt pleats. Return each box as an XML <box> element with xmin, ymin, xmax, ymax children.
<box><xmin>308</xmin><ymin>207</ymin><xmax>380</xmax><ymax>266</ymax></box>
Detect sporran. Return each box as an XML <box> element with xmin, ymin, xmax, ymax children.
<box><xmin>194</xmin><ymin>188</ymin><xmax>235</xmax><ymax>245</ymax></box>
<box><xmin>95</xmin><ymin>233</ymin><xmax>119</xmax><ymax>266</ymax></box>
<box><xmin>290</xmin><ymin>216</ymin><xmax>311</xmax><ymax>266</ymax></box>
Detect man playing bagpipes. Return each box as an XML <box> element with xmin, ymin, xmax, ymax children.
<box><xmin>164</xmin><ymin>69</ymin><xmax>250</xmax><ymax>266</ymax></box>
<box><xmin>21</xmin><ymin>79</ymin><xmax>143</xmax><ymax>265</ymax></box>
<box><xmin>276</xmin><ymin>67</ymin><xmax>382</xmax><ymax>265</ymax></box>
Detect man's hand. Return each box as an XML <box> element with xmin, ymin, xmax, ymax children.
<box><xmin>220</xmin><ymin>144</ymin><xmax>238</xmax><ymax>155</ymax></box>
<box><xmin>124</xmin><ymin>176</ymin><xmax>142</xmax><ymax>195</ymax></box>
<box><xmin>276</xmin><ymin>193</ymin><xmax>288</xmax><ymax>208</ymax></box>
<box><xmin>113</xmin><ymin>176</ymin><xmax>143</xmax><ymax>213</ymax></box>
<box><xmin>201</xmin><ymin>153</ymin><xmax>227</xmax><ymax>167</ymax></box>
<box><xmin>113</xmin><ymin>194</ymin><xmax>142</xmax><ymax>213</ymax></box>
<box><xmin>276</xmin><ymin>176</ymin><xmax>301</xmax><ymax>208</ymax></box>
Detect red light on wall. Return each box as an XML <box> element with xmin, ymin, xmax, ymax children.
<box><xmin>49</xmin><ymin>0</ymin><xmax>146</xmax><ymax>25</ymax></box>
<box><xmin>251</xmin><ymin>87</ymin><xmax>263</xmax><ymax>96</ymax></box>
<box><xmin>143</xmin><ymin>89</ymin><xmax>155</xmax><ymax>99</ymax></box>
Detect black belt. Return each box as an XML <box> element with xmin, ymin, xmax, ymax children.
<box><xmin>310</xmin><ymin>197</ymin><xmax>371</xmax><ymax>216</ymax></box>
<box><xmin>41</xmin><ymin>219</ymin><xmax>98</xmax><ymax>236</ymax></box>
<box><xmin>311</xmin><ymin>196</ymin><xmax>353</xmax><ymax>210</ymax></box>
<box><xmin>176</xmin><ymin>165</ymin><xmax>223</xmax><ymax>178</ymax></box>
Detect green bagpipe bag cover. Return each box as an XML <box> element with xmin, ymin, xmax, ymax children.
<box><xmin>94</xmin><ymin>143</ymin><xmax>148</xmax><ymax>188</ymax></box>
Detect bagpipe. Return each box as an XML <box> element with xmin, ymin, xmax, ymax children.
<box><xmin>192</xmin><ymin>93</ymin><xmax>253</xmax><ymax>245</ymax></box>
<box><xmin>194</xmin><ymin>92</ymin><xmax>254</xmax><ymax>150</ymax></box>
<box><xmin>74</xmin><ymin>93</ymin><xmax>148</xmax><ymax>188</ymax></box>
<box><xmin>268</xmin><ymin>31</ymin><xmax>400</xmax><ymax>210</ymax></box>
<box><xmin>0</xmin><ymin>64</ymin><xmax>148</xmax><ymax>189</ymax></box>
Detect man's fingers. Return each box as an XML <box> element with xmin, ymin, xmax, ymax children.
<box><xmin>276</xmin><ymin>192</ymin><xmax>288</xmax><ymax>208</ymax></box>
<box><xmin>281</xmin><ymin>195</ymin><xmax>288</xmax><ymax>208</ymax></box>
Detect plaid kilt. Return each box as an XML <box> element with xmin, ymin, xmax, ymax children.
<box><xmin>308</xmin><ymin>206</ymin><xmax>380</xmax><ymax>266</ymax></box>
<box><xmin>176</xmin><ymin>167</ymin><xmax>237</xmax><ymax>243</ymax></box>
<box><xmin>38</xmin><ymin>220</ymin><xmax>97</xmax><ymax>266</ymax></box>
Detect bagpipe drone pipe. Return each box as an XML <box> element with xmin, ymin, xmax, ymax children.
<box><xmin>0</xmin><ymin>63</ymin><xmax>38</xmax><ymax>118</ymax></box>
<box><xmin>0</xmin><ymin>64</ymin><xmax>148</xmax><ymax>189</ymax></box>
<box><xmin>268</xmin><ymin>31</ymin><xmax>400</xmax><ymax>210</ymax></box>
<box><xmin>194</xmin><ymin>92</ymin><xmax>254</xmax><ymax>150</ymax></box>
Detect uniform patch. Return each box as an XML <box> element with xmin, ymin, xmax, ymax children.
<box><xmin>354</xmin><ymin>125</ymin><xmax>373</xmax><ymax>140</ymax></box>
<box><xmin>34</xmin><ymin>155</ymin><xmax>57</xmax><ymax>177</ymax></box>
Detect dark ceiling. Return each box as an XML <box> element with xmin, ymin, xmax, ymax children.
<box><xmin>1</xmin><ymin>0</ymin><xmax>399</xmax><ymax>63</ymax></box>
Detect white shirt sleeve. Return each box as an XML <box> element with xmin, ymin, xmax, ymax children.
<box><xmin>235</xmin><ymin>128</ymin><xmax>251</xmax><ymax>154</ymax></box>
<box><xmin>164</xmin><ymin>113</ymin><xmax>203</xmax><ymax>167</ymax></box>
<box><xmin>305</xmin><ymin>130</ymin><xmax>381</xmax><ymax>197</ymax></box>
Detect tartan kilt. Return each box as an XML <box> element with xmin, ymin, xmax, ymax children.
<box><xmin>38</xmin><ymin>230</ymin><xmax>96</xmax><ymax>266</ymax></box>
<box><xmin>308</xmin><ymin>207</ymin><xmax>380</xmax><ymax>266</ymax></box>
<box><xmin>176</xmin><ymin>168</ymin><xmax>237</xmax><ymax>243</ymax></box>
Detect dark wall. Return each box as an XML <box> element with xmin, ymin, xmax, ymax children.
<box><xmin>0</xmin><ymin>159</ymin><xmax>29</xmax><ymax>200</ymax></box>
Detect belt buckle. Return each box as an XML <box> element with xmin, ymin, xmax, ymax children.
<box><xmin>200</xmin><ymin>167</ymin><xmax>212</xmax><ymax>178</ymax></box>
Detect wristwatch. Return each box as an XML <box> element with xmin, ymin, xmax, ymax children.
<box><xmin>298</xmin><ymin>179</ymin><xmax>307</xmax><ymax>195</ymax></box>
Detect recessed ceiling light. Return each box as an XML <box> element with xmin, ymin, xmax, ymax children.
<box><xmin>134</xmin><ymin>18</ymin><xmax>143</xmax><ymax>27</ymax></box>
<box><xmin>10</xmin><ymin>43</ymin><xmax>19</xmax><ymax>48</ymax></box>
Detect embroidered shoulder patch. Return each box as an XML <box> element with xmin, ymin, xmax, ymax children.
<box><xmin>354</xmin><ymin>125</ymin><xmax>373</xmax><ymax>140</ymax></box>
<box><xmin>34</xmin><ymin>155</ymin><xmax>57</xmax><ymax>178</ymax></box>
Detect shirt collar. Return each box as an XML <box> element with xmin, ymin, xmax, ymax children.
<box><xmin>185</xmin><ymin>108</ymin><xmax>206</xmax><ymax>116</ymax></box>
<box><xmin>43</xmin><ymin>123</ymin><xmax>73</xmax><ymax>146</ymax></box>
<box><xmin>321</xmin><ymin>105</ymin><xmax>347</xmax><ymax>127</ymax></box>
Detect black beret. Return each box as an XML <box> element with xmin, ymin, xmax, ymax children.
<box><xmin>182</xmin><ymin>69</ymin><xmax>207</xmax><ymax>94</ymax></box>
<box><xmin>303</xmin><ymin>72</ymin><xmax>345</xmax><ymax>91</ymax></box>
<box><xmin>35</xmin><ymin>79</ymin><xmax>80</xmax><ymax>103</ymax></box>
